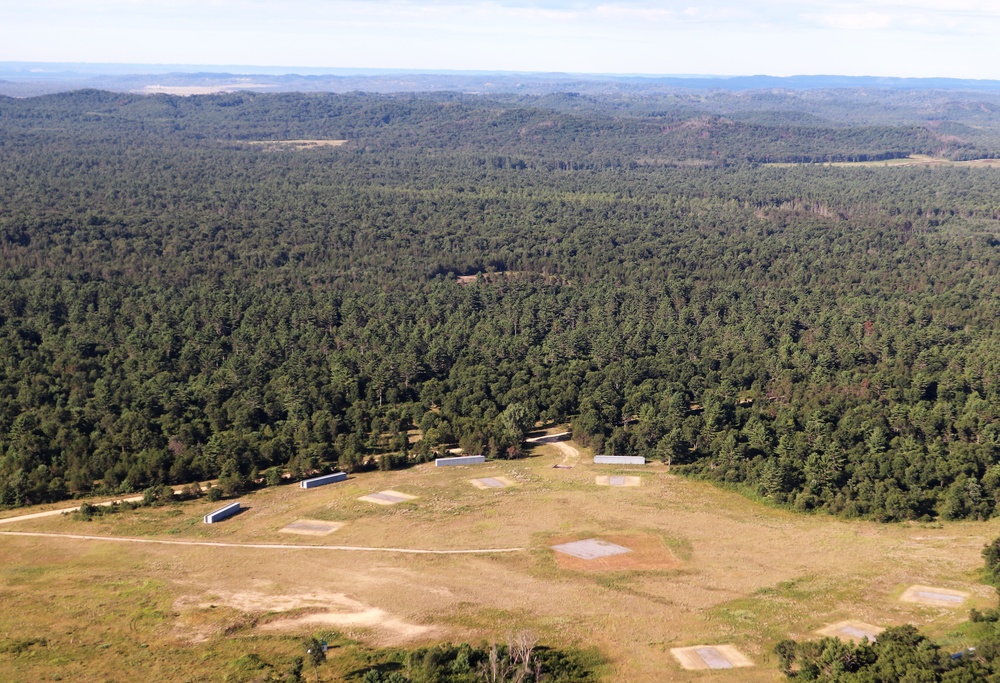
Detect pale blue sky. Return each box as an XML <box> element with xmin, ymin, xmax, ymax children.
<box><xmin>1</xmin><ymin>0</ymin><xmax>996</xmax><ymax>78</ymax></box>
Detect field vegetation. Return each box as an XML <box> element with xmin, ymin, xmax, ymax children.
<box><xmin>1</xmin><ymin>443</ymin><xmax>997</xmax><ymax>681</ymax></box>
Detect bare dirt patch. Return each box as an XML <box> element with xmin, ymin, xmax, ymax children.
<box><xmin>670</xmin><ymin>644</ymin><xmax>754</xmax><ymax>670</ymax></box>
<box><xmin>816</xmin><ymin>620</ymin><xmax>884</xmax><ymax>643</ymax></box>
<box><xmin>549</xmin><ymin>441</ymin><xmax>581</xmax><ymax>468</ymax></box>
<box><xmin>246</xmin><ymin>139</ymin><xmax>348</xmax><ymax>149</ymax></box>
<box><xmin>279</xmin><ymin>520</ymin><xmax>344</xmax><ymax>536</ymax></box>
<box><xmin>549</xmin><ymin>534</ymin><xmax>679</xmax><ymax>572</ymax></box>
<box><xmin>900</xmin><ymin>585</ymin><xmax>970</xmax><ymax>607</ymax></box>
<box><xmin>179</xmin><ymin>590</ymin><xmax>437</xmax><ymax>645</ymax></box>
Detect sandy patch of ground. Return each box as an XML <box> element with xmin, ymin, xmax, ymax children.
<box><xmin>595</xmin><ymin>476</ymin><xmax>641</xmax><ymax>487</ymax></box>
<box><xmin>550</xmin><ymin>534</ymin><xmax>679</xmax><ymax>572</ymax></box>
<box><xmin>670</xmin><ymin>645</ymin><xmax>754</xmax><ymax>670</ymax></box>
<box><xmin>816</xmin><ymin>620</ymin><xmax>884</xmax><ymax>643</ymax></box>
<box><xmin>279</xmin><ymin>520</ymin><xmax>344</xmax><ymax>536</ymax></box>
<box><xmin>900</xmin><ymin>585</ymin><xmax>970</xmax><ymax>607</ymax></box>
<box><xmin>180</xmin><ymin>590</ymin><xmax>437</xmax><ymax>645</ymax></box>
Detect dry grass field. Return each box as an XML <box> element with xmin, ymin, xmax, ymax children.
<box><xmin>245</xmin><ymin>139</ymin><xmax>348</xmax><ymax>149</ymax></box>
<box><xmin>770</xmin><ymin>154</ymin><xmax>1000</xmax><ymax>168</ymax></box>
<box><xmin>1</xmin><ymin>437</ymin><xmax>998</xmax><ymax>682</ymax></box>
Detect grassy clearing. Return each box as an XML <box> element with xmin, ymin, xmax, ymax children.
<box><xmin>245</xmin><ymin>139</ymin><xmax>348</xmax><ymax>149</ymax></box>
<box><xmin>2</xmin><ymin>441</ymin><xmax>999</xmax><ymax>681</ymax></box>
<box><xmin>768</xmin><ymin>154</ymin><xmax>1000</xmax><ymax>168</ymax></box>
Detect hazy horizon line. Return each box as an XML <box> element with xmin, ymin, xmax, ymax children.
<box><xmin>4</xmin><ymin>60</ymin><xmax>1000</xmax><ymax>84</ymax></box>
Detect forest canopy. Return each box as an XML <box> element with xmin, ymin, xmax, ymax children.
<box><xmin>2</xmin><ymin>89</ymin><xmax>1000</xmax><ymax>521</ymax></box>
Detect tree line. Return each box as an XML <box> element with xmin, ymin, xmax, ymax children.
<box><xmin>1</xmin><ymin>90</ymin><xmax>1000</xmax><ymax>522</ymax></box>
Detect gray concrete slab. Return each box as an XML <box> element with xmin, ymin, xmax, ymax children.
<box><xmin>550</xmin><ymin>538</ymin><xmax>632</xmax><ymax>560</ymax></box>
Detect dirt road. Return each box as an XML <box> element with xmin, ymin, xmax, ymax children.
<box><xmin>0</xmin><ymin>530</ymin><xmax>524</xmax><ymax>554</ymax></box>
<box><xmin>0</xmin><ymin>495</ymin><xmax>148</xmax><ymax>526</ymax></box>
<box><xmin>525</xmin><ymin>431</ymin><xmax>581</xmax><ymax>468</ymax></box>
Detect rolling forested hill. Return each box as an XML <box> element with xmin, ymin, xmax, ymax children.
<box><xmin>3</xmin><ymin>89</ymin><xmax>1000</xmax><ymax>521</ymax></box>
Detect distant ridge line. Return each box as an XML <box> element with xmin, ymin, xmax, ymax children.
<box><xmin>2</xmin><ymin>62</ymin><xmax>1000</xmax><ymax>92</ymax></box>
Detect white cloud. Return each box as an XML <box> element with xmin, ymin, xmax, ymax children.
<box><xmin>804</xmin><ymin>10</ymin><xmax>893</xmax><ymax>30</ymax></box>
<box><xmin>1</xmin><ymin>0</ymin><xmax>999</xmax><ymax>77</ymax></box>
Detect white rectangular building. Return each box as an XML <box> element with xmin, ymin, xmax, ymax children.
<box><xmin>300</xmin><ymin>472</ymin><xmax>348</xmax><ymax>489</ymax></box>
<box><xmin>204</xmin><ymin>501</ymin><xmax>241</xmax><ymax>524</ymax></box>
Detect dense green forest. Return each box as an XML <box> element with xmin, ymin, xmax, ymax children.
<box><xmin>2</xmin><ymin>89</ymin><xmax>1000</xmax><ymax>521</ymax></box>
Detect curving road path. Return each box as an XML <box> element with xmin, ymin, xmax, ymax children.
<box><xmin>525</xmin><ymin>431</ymin><xmax>580</xmax><ymax>468</ymax></box>
<box><xmin>0</xmin><ymin>495</ymin><xmax>148</xmax><ymax>526</ymax></box>
<box><xmin>0</xmin><ymin>530</ymin><xmax>524</xmax><ymax>554</ymax></box>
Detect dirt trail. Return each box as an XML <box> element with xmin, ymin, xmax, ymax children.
<box><xmin>0</xmin><ymin>487</ymin><xmax>192</xmax><ymax>526</ymax></box>
<box><xmin>551</xmin><ymin>440</ymin><xmax>581</xmax><ymax>468</ymax></box>
<box><xmin>525</xmin><ymin>431</ymin><xmax>580</xmax><ymax>468</ymax></box>
<box><xmin>0</xmin><ymin>530</ymin><xmax>524</xmax><ymax>554</ymax></box>
<box><xmin>0</xmin><ymin>496</ymin><xmax>143</xmax><ymax>525</ymax></box>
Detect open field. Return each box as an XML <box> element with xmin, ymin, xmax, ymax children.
<box><xmin>245</xmin><ymin>139</ymin><xmax>349</xmax><ymax>149</ymax></box>
<box><xmin>1</xmin><ymin>439</ymin><xmax>998</xmax><ymax>682</ymax></box>
<box><xmin>139</xmin><ymin>84</ymin><xmax>274</xmax><ymax>96</ymax></box>
<box><xmin>769</xmin><ymin>154</ymin><xmax>1000</xmax><ymax>168</ymax></box>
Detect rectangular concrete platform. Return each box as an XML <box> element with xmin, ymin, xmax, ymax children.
<box><xmin>671</xmin><ymin>645</ymin><xmax>753</xmax><ymax>671</ymax></box>
<box><xmin>359</xmin><ymin>490</ymin><xmax>418</xmax><ymax>505</ymax></box>
<box><xmin>594</xmin><ymin>455</ymin><xmax>645</xmax><ymax>465</ymax></box>
<box><xmin>596</xmin><ymin>475</ymin><xmax>641</xmax><ymax>487</ymax></box>
<box><xmin>551</xmin><ymin>538</ymin><xmax>632</xmax><ymax>560</ymax></box>
<box><xmin>900</xmin><ymin>585</ymin><xmax>969</xmax><ymax>607</ymax></box>
<box><xmin>470</xmin><ymin>477</ymin><xmax>514</xmax><ymax>489</ymax></box>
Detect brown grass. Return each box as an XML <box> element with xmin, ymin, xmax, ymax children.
<box><xmin>1</xmin><ymin>443</ymin><xmax>999</xmax><ymax>681</ymax></box>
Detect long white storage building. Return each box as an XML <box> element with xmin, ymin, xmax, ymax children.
<box><xmin>204</xmin><ymin>501</ymin><xmax>241</xmax><ymax>524</ymax></box>
<box><xmin>300</xmin><ymin>472</ymin><xmax>348</xmax><ymax>489</ymax></box>
<box><xmin>435</xmin><ymin>455</ymin><xmax>486</xmax><ymax>467</ymax></box>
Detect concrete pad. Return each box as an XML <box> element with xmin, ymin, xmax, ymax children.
<box><xmin>671</xmin><ymin>645</ymin><xmax>754</xmax><ymax>670</ymax></box>
<box><xmin>470</xmin><ymin>477</ymin><xmax>514</xmax><ymax>490</ymax></box>
<box><xmin>279</xmin><ymin>520</ymin><xmax>344</xmax><ymax>536</ymax></box>
<box><xmin>816</xmin><ymin>620</ymin><xmax>884</xmax><ymax>643</ymax></box>
<box><xmin>900</xmin><ymin>585</ymin><xmax>969</xmax><ymax>607</ymax></box>
<box><xmin>359</xmin><ymin>490</ymin><xmax>418</xmax><ymax>506</ymax></box>
<box><xmin>595</xmin><ymin>475</ymin><xmax>641</xmax><ymax>487</ymax></box>
<box><xmin>549</xmin><ymin>534</ymin><xmax>679</xmax><ymax>572</ymax></box>
<box><xmin>551</xmin><ymin>538</ymin><xmax>632</xmax><ymax>561</ymax></box>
